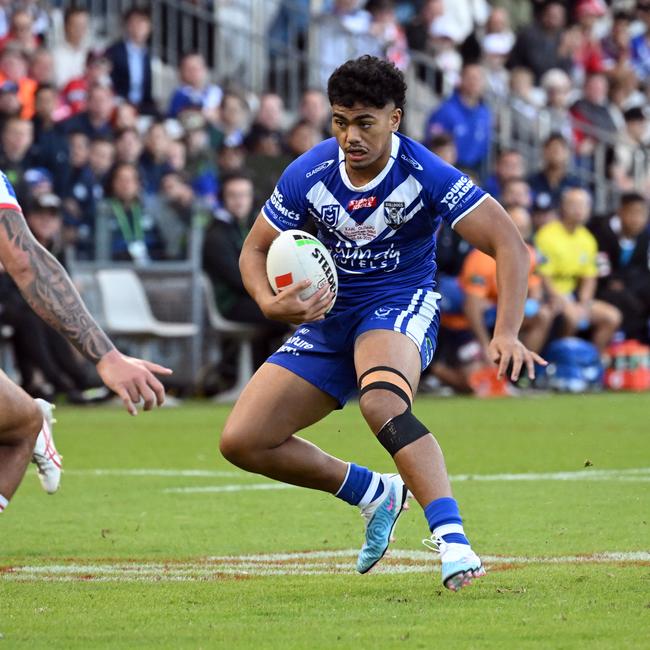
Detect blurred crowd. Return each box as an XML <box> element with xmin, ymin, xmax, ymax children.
<box><xmin>0</xmin><ymin>0</ymin><xmax>648</xmax><ymax>399</ymax></box>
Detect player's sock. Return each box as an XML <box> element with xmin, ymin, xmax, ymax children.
<box><xmin>335</xmin><ymin>463</ymin><xmax>386</xmax><ymax>507</ymax></box>
<box><xmin>424</xmin><ymin>497</ymin><xmax>470</xmax><ymax>545</ymax></box>
<box><xmin>0</xmin><ymin>494</ymin><xmax>8</xmax><ymax>513</ymax></box>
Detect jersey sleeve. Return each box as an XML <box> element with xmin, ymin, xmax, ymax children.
<box><xmin>425</xmin><ymin>161</ymin><xmax>488</xmax><ymax>229</ymax></box>
<box><xmin>261</xmin><ymin>162</ymin><xmax>309</xmax><ymax>231</ymax></box>
<box><xmin>0</xmin><ymin>172</ymin><xmax>21</xmax><ymax>212</ymax></box>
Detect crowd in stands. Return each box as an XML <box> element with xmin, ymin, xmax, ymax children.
<box><xmin>0</xmin><ymin>0</ymin><xmax>648</xmax><ymax>400</ymax></box>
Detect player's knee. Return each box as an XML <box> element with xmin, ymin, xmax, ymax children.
<box><xmin>219</xmin><ymin>426</ymin><xmax>249</xmax><ymax>466</ymax></box>
<box><xmin>358</xmin><ymin>366</ymin><xmax>414</xmax><ymax>433</ymax></box>
<box><xmin>359</xmin><ymin>390</ymin><xmax>408</xmax><ymax>434</ymax></box>
<box><xmin>21</xmin><ymin>400</ymin><xmax>42</xmax><ymax>448</ymax></box>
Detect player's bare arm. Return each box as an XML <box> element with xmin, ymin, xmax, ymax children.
<box><xmin>454</xmin><ymin>197</ymin><xmax>546</xmax><ymax>381</ymax></box>
<box><xmin>0</xmin><ymin>207</ymin><xmax>171</xmax><ymax>414</ymax></box>
<box><xmin>240</xmin><ymin>215</ymin><xmax>332</xmax><ymax>324</ymax></box>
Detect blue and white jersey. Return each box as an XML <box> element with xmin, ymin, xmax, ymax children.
<box><xmin>262</xmin><ymin>132</ymin><xmax>488</xmax><ymax>309</ymax></box>
<box><xmin>0</xmin><ymin>171</ymin><xmax>21</xmax><ymax>212</ymax></box>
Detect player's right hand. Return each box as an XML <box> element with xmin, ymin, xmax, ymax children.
<box><xmin>96</xmin><ymin>349</ymin><xmax>173</xmax><ymax>416</ymax></box>
<box><xmin>262</xmin><ymin>280</ymin><xmax>334</xmax><ymax>325</ymax></box>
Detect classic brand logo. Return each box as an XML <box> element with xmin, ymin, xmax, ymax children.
<box><xmin>305</xmin><ymin>159</ymin><xmax>335</xmax><ymax>178</ymax></box>
<box><xmin>400</xmin><ymin>153</ymin><xmax>423</xmax><ymax>171</ymax></box>
<box><xmin>384</xmin><ymin>201</ymin><xmax>406</xmax><ymax>230</ymax></box>
<box><xmin>347</xmin><ymin>196</ymin><xmax>377</xmax><ymax>211</ymax></box>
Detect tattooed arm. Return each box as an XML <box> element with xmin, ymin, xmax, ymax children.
<box><xmin>0</xmin><ymin>207</ymin><xmax>114</xmax><ymax>363</ymax></box>
<box><xmin>0</xmin><ymin>207</ymin><xmax>172</xmax><ymax>414</ymax></box>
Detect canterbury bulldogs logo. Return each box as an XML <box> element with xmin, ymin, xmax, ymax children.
<box><xmin>321</xmin><ymin>204</ymin><xmax>340</xmax><ymax>227</ymax></box>
<box><xmin>383</xmin><ymin>201</ymin><xmax>406</xmax><ymax>230</ymax></box>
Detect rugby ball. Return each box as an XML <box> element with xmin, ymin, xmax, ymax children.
<box><xmin>266</xmin><ymin>229</ymin><xmax>338</xmax><ymax>310</ymax></box>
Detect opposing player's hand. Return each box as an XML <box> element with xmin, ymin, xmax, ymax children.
<box><xmin>487</xmin><ymin>335</ymin><xmax>547</xmax><ymax>382</ymax></box>
<box><xmin>262</xmin><ymin>280</ymin><xmax>335</xmax><ymax>324</ymax></box>
<box><xmin>96</xmin><ymin>349</ymin><xmax>173</xmax><ymax>416</ymax></box>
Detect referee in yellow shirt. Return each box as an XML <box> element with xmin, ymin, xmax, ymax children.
<box><xmin>535</xmin><ymin>187</ymin><xmax>621</xmax><ymax>351</ymax></box>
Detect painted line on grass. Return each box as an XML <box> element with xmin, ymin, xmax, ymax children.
<box><xmin>2</xmin><ymin>550</ymin><xmax>649</xmax><ymax>582</ymax></box>
<box><xmin>66</xmin><ymin>469</ymin><xmax>243</xmax><ymax>478</ymax></box>
<box><xmin>162</xmin><ymin>467</ymin><xmax>650</xmax><ymax>494</ymax></box>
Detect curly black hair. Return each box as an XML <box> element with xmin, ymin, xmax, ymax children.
<box><xmin>327</xmin><ymin>56</ymin><xmax>407</xmax><ymax>111</ymax></box>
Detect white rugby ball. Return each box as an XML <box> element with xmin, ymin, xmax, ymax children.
<box><xmin>266</xmin><ymin>229</ymin><xmax>338</xmax><ymax>310</ymax></box>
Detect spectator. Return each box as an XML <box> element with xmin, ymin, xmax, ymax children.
<box><xmin>139</xmin><ymin>121</ymin><xmax>172</xmax><ymax>195</ymax></box>
<box><xmin>528</xmin><ymin>133</ymin><xmax>583</xmax><ymax>210</ymax></box>
<box><xmin>95</xmin><ymin>162</ymin><xmax>166</xmax><ymax>263</ymax></box>
<box><xmin>182</xmin><ymin>112</ymin><xmax>219</xmax><ymax>210</ymax></box>
<box><xmin>573</xmin><ymin>0</ymin><xmax>608</xmax><ymax>80</ymax></box>
<box><xmin>436</xmin><ymin>0</ymin><xmax>490</xmax><ymax>45</ymax></box>
<box><xmin>298</xmin><ymin>88</ymin><xmax>330</xmax><ymax>139</ymax></box>
<box><xmin>0</xmin><ymin>116</ymin><xmax>34</xmax><ymax>197</ymax></box>
<box><xmin>508</xmin><ymin>1</ymin><xmax>573</xmax><ymax>83</ymax></box>
<box><xmin>30</xmin><ymin>83</ymin><xmax>69</xmax><ymax>193</ymax></box>
<box><xmin>590</xmin><ymin>192</ymin><xmax>650</xmax><ymax>342</ymax></box>
<box><xmin>315</xmin><ymin>0</ymin><xmax>382</xmax><ymax>89</ymax></box>
<box><xmin>483</xmin><ymin>5</ymin><xmax>515</xmax><ymax>54</ymax></box>
<box><xmin>104</xmin><ymin>7</ymin><xmax>156</xmax><ymax>114</ymax></box>
<box><xmin>425</xmin><ymin>62</ymin><xmax>492</xmax><ymax>174</ymax></box>
<box><xmin>60</xmin><ymin>82</ymin><xmax>115</xmax><ymax>139</ymax></box>
<box><xmin>156</xmin><ymin>171</ymin><xmax>204</xmax><ymax>259</ymax></box>
<box><xmin>404</xmin><ymin>0</ymin><xmax>443</xmax><ymax>55</ymax></box>
<box><xmin>113</xmin><ymin>102</ymin><xmax>139</xmax><ymax>131</ymax></box>
<box><xmin>0</xmin><ymin>9</ymin><xmax>39</xmax><ymax>55</ymax></box>
<box><xmin>51</xmin><ymin>7</ymin><xmax>91</xmax><ymax>88</ymax></box>
<box><xmin>168</xmin><ymin>51</ymin><xmax>223</xmax><ymax>123</ymax></box>
<box><xmin>631</xmin><ymin>0</ymin><xmax>650</xmax><ymax>83</ymax></box>
<box><xmin>501</xmin><ymin>177</ymin><xmax>533</xmax><ymax>210</ymax></box>
<box><xmin>539</xmin><ymin>68</ymin><xmax>574</xmax><ymax>141</ymax></box>
<box><xmin>167</xmin><ymin>138</ymin><xmax>187</xmax><ymax>173</ymax></box>
<box><xmin>286</xmin><ymin>120</ymin><xmax>321</xmax><ymax>158</ymax></box>
<box><xmin>427</xmin><ymin>131</ymin><xmax>457</xmax><ymax>165</ymax></box>
<box><xmin>217</xmin><ymin>91</ymin><xmax>249</xmax><ymax>147</ymax></box>
<box><xmin>60</xmin><ymin>50</ymin><xmax>113</xmax><ymax>119</ymax></box>
<box><xmin>531</xmin><ymin>192</ymin><xmax>558</xmax><ymax>232</ymax></box>
<box><xmin>535</xmin><ymin>187</ymin><xmax>621</xmax><ymax>351</ymax></box>
<box><xmin>602</xmin><ymin>10</ymin><xmax>633</xmax><ymax>74</ymax></box>
<box><xmin>0</xmin><ymin>44</ymin><xmax>37</xmax><ymax>119</ymax></box>
<box><xmin>483</xmin><ymin>149</ymin><xmax>526</xmax><ymax>201</ymax></box>
<box><xmin>245</xmin><ymin>92</ymin><xmax>285</xmax><ymax>152</ymax></box>
<box><xmin>570</xmin><ymin>72</ymin><xmax>618</xmax><ymax>150</ymax></box>
<box><xmin>428</xmin><ymin>18</ymin><xmax>463</xmax><ymax>92</ymax></box>
<box><xmin>29</xmin><ymin>48</ymin><xmax>54</xmax><ymax>85</ymax></box>
<box><xmin>114</xmin><ymin>126</ymin><xmax>143</xmax><ymax>166</ymax></box>
<box><xmin>461</xmin><ymin>205</ymin><xmax>553</xmax><ymax>357</ymax></box>
<box><xmin>0</xmin><ymin>80</ymin><xmax>21</xmax><ymax>132</ymax></box>
<box><xmin>367</xmin><ymin>0</ymin><xmax>410</xmax><ymax>71</ymax></box>
<box><xmin>508</xmin><ymin>67</ymin><xmax>544</xmax><ymax>148</ymax></box>
<box><xmin>481</xmin><ymin>31</ymin><xmax>512</xmax><ymax>103</ymax></box>
<box><xmin>202</xmin><ymin>172</ymin><xmax>288</xmax><ymax>374</ymax></box>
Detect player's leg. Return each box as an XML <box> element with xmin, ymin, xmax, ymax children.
<box><xmin>354</xmin><ymin>329</ymin><xmax>484</xmax><ymax>590</ymax></box>
<box><xmin>220</xmin><ymin>363</ymin><xmax>347</xmax><ymax>492</ymax></box>
<box><xmin>0</xmin><ymin>371</ymin><xmax>45</xmax><ymax>512</ymax></box>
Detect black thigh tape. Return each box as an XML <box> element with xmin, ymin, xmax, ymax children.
<box><xmin>376</xmin><ymin>409</ymin><xmax>430</xmax><ymax>456</ymax></box>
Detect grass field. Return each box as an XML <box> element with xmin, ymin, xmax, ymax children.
<box><xmin>1</xmin><ymin>393</ymin><xmax>649</xmax><ymax>649</ymax></box>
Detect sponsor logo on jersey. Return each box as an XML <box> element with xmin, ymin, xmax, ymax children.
<box><xmin>269</xmin><ymin>187</ymin><xmax>301</xmax><ymax>221</ymax></box>
<box><xmin>347</xmin><ymin>196</ymin><xmax>377</xmax><ymax>211</ymax></box>
<box><xmin>384</xmin><ymin>201</ymin><xmax>406</xmax><ymax>230</ymax></box>
<box><xmin>305</xmin><ymin>159</ymin><xmax>335</xmax><ymax>178</ymax></box>
<box><xmin>400</xmin><ymin>153</ymin><xmax>423</xmax><ymax>171</ymax></box>
<box><xmin>440</xmin><ymin>176</ymin><xmax>474</xmax><ymax>210</ymax></box>
<box><xmin>333</xmin><ymin>242</ymin><xmax>401</xmax><ymax>273</ymax></box>
<box><xmin>342</xmin><ymin>224</ymin><xmax>377</xmax><ymax>240</ymax></box>
<box><xmin>321</xmin><ymin>204</ymin><xmax>340</xmax><ymax>227</ymax></box>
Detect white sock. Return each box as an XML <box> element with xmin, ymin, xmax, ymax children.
<box><xmin>0</xmin><ymin>494</ymin><xmax>8</xmax><ymax>513</ymax></box>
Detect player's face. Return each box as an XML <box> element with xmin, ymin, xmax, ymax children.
<box><xmin>331</xmin><ymin>102</ymin><xmax>401</xmax><ymax>174</ymax></box>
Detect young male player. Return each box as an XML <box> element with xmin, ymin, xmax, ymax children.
<box><xmin>0</xmin><ymin>175</ymin><xmax>171</xmax><ymax>514</ymax></box>
<box><xmin>220</xmin><ymin>56</ymin><xmax>544</xmax><ymax>591</ymax></box>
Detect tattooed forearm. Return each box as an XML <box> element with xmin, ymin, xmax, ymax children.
<box><xmin>0</xmin><ymin>209</ymin><xmax>115</xmax><ymax>363</ymax></box>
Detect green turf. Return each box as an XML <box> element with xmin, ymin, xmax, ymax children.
<box><xmin>1</xmin><ymin>394</ymin><xmax>649</xmax><ymax>648</ymax></box>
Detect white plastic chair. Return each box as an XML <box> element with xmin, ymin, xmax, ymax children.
<box><xmin>201</xmin><ymin>273</ymin><xmax>265</xmax><ymax>403</ymax></box>
<box><xmin>96</xmin><ymin>268</ymin><xmax>198</xmax><ymax>339</ymax></box>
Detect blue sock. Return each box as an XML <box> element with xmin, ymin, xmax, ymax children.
<box><xmin>335</xmin><ymin>463</ymin><xmax>385</xmax><ymax>506</ymax></box>
<box><xmin>424</xmin><ymin>497</ymin><xmax>470</xmax><ymax>545</ymax></box>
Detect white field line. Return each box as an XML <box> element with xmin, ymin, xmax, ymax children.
<box><xmin>162</xmin><ymin>468</ymin><xmax>650</xmax><ymax>494</ymax></box>
<box><xmin>3</xmin><ymin>550</ymin><xmax>649</xmax><ymax>582</ymax></box>
<box><xmin>66</xmin><ymin>469</ymin><xmax>243</xmax><ymax>478</ymax></box>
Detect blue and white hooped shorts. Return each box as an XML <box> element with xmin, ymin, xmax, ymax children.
<box><xmin>267</xmin><ymin>288</ymin><xmax>441</xmax><ymax>406</ymax></box>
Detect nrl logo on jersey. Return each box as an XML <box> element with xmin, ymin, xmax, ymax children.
<box><xmin>321</xmin><ymin>204</ymin><xmax>340</xmax><ymax>227</ymax></box>
<box><xmin>383</xmin><ymin>201</ymin><xmax>406</xmax><ymax>230</ymax></box>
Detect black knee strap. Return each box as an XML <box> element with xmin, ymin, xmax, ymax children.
<box><xmin>358</xmin><ymin>366</ymin><xmax>413</xmax><ymax>409</ymax></box>
<box><xmin>376</xmin><ymin>409</ymin><xmax>430</xmax><ymax>456</ymax></box>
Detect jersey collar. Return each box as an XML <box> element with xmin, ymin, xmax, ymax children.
<box><xmin>338</xmin><ymin>132</ymin><xmax>400</xmax><ymax>192</ymax></box>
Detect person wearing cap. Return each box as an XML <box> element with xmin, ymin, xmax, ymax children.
<box><xmin>631</xmin><ymin>0</ymin><xmax>650</xmax><ymax>82</ymax></box>
<box><xmin>51</xmin><ymin>7</ymin><xmax>91</xmax><ymax>88</ymax></box>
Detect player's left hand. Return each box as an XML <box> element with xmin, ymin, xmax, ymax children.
<box><xmin>487</xmin><ymin>335</ymin><xmax>547</xmax><ymax>382</ymax></box>
<box><xmin>96</xmin><ymin>350</ymin><xmax>173</xmax><ymax>416</ymax></box>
